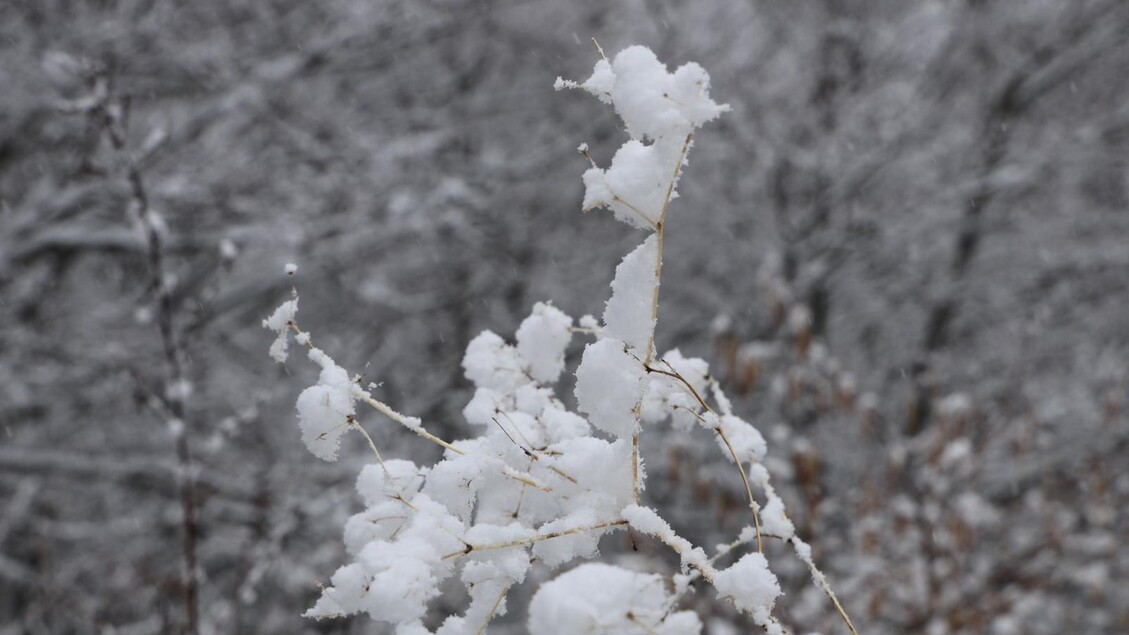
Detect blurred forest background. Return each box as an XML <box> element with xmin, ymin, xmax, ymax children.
<box><xmin>1</xmin><ymin>0</ymin><xmax>1127</xmax><ymax>634</ymax></box>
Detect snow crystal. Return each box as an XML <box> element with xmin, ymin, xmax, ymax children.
<box><xmin>581</xmin><ymin>59</ymin><xmax>615</xmax><ymax>103</ymax></box>
<box><xmin>294</xmin><ymin>347</ymin><xmax>357</xmax><ymax>461</ymax></box>
<box><xmin>494</xmin><ymin>409</ymin><xmax>545</xmax><ymax>449</ymax></box>
<box><xmin>622</xmin><ymin>504</ymin><xmax>708</xmax><ymax>574</ymax></box>
<box><xmin>262</xmin><ymin>297</ymin><xmax>298</xmax><ymax>362</ymax></box>
<box><xmin>311</xmin><ymin>495</ymin><xmax>470</xmax><ymax>626</ymax></box>
<box><xmin>343</xmin><ymin>501</ymin><xmax>406</xmax><ymax>555</ymax></box>
<box><xmin>792</xmin><ymin>537</ymin><xmax>813</xmax><ymax>564</ymax></box>
<box><xmin>746</xmin><ymin>463</ymin><xmax>771</xmax><ymax>490</ymax></box>
<box><xmin>421</xmin><ymin>449</ymin><xmax>491</xmax><ymax>522</ymax></box>
<box><xmin>582</xmin><ymin>140</ymin><xmax>673</xmax><ymax>229</ymax></box>
<box><xmin>356</xmin><ymin>459</ymin><xmax>425</xmax><ymax>506</ymax></box>
<box><xmin>640</xmin><ymin>349</ymin><xmax>710</xmax><ymax>426</ymax></box>
<box><xmin>401</xmin><ymin>415</ymin><xmax>423</xmax><ymax>433</ymax></box>
<box><xmin>539</xmin><ymin>402</ymin><xmax>591</xmax><ymax>443</ymax></box>
<box><xmin>514</xmin><ymin>384</ymin><xmax>551</xmax><ymax>415</ymax></box>
<box><xmin>528</xmin><ymin>563</ymin><xmax>702</xmax><ymax>635</ymax></box>
<box><xmin>604</xmin><ymin>235</ymin><xmax>658</xmax><ymax>352</ymax></box>
<box><xmin>464</xmin><ymin>523</ymin><xmax>535</xmax><ymax>556</ymax></box>
<box><xmin>352</xmin><ymin>538</ymin><xmax>441</xmax><ymax>623</ymax></box>
<box><xmin>760</xmin><ymin>494</ymin><xmax>794</xmax><ymax>539</ymax></box>
<box><xmin>561</xmin><ymin>46</ymin><xmax>730</xmax><ymax>230</ymax></box>
<box><xmin>715</xmin><ymin>414</ymin><xmax>767</xmax><ymax>464</ymax></box>
<box><xmin>462</xmin><ymin>330</ymin><xmax>527</xmax><ymax>392</ymax></box>
<box><xmin>516</xmin><ymin>302</ymin><xmax>573</xmax><ymax>383</ymax></box>
<box><xmin>549</xmin><ymin>437</ymin><xmax>634</xmax><ymax>513</ymax></box>
<box><xmin>294</xmin><ymin>383</ymin><xmax>352</xmax><ymax>460</ymax></box>
<box><xmin>713</xmin><ymin>553</ymin><xmax>781</xmax><ymax>622</ymax></box>
<box><xmin>622</xmin><ymin>503</ymin><xmax>672</xmax><ymax>537</ymax></box>
<box><xmin>530</xmin><ymin>509</ymin><xmax>604</xmax><ymax>568</ymax></box>
<box><xmin>464</xmin><ymin>556</ymin><xmax>526</xmax><ymax>600</ymax></box>
<box><xmin>571</xmin><ymin>46</ymin><xmax>728</xmax><ymax>142</ymax></box>
<box><xmin>462</xmin><ymin>387</ymin><xmax>501</xmax><ymax>427</ymax></box>
<box><xmin>305</xmin><ymin>562</ymin><xmax>368</xmax><ymax>619</ymax></box>
<box><xmin>575</xmin><ymin>338</ymin><xmax>646</xmax><ymax>438</ymax></box>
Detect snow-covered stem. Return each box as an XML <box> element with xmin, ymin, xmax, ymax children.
<box><xmin>790</xmin><ymin>536</ymin><xmax>859</xmax><ymax>635</ymax></box>
<box><xmin>643</xmin><ymin>132</ymin><xmax>693</xmax><ymax>366</ymax></box>
<box><xmin>624</xmin><ymin>504</ymin><xmax>784</xmax><ymax>634</ymax></box>
<box><xmin>285</xmin><ymin>319</ymin><xmax>570</xmax><ymax>500</ymax></box>
<box><xmin>644</xmin><ymin>362</ymin><xmax>709</xmax><ymax>411</ymax></box>
<box><xmin>441</xmin><ymin>519</ymin><xmax>628</xmax><ymax>561</ymax></box>
<box><xmin>265</xmin><ymin>45</ymin><xmax>859</xmax><ymax>635</ymax></box>
<box><xmin>714</xmin><ymin>425</ymin><xmax>764</xmax><ymax>553</ymax></box>
<box><xmin>659</xmin><ymin>361</ymin><xmax>764</xmax><ymax>552</ymax></box>
<box><xmin>285</xmin><ymin>321</ymin><xmax>466</xmax><ymax>456</ymax></box>
<box><xmin>473</xmin><ymin>586</ymin><xmax>511</xmax><ymax>635</ymax></box>
<box><xmin>355</xmin><ymin>391</ymin><xmax>466</xmax><ymax>456</ymax></box>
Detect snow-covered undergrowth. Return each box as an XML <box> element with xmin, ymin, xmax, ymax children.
<box><xmin>264</xmin><ymin>45</ymin><xmax>857</xmax><ymax>635</ymax></box>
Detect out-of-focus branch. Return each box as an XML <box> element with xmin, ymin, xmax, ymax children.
<box><xmin>73</xmin><ymin>72</ymin><xmax>201</xmax><ymax>635</ymax></box>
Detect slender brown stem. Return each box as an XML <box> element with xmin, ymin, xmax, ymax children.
<box><xmin>645</xmin><ymin>363</ymin><xmax>710</xmax><ymax>412</ymax></box>
<box><xmin>631</xmin><ymin>133</ymin><xmax>695</xmax><ymax>507</ymax></box>
<box><xmin>715</xmin><ymin>427</ymin><xmax>763</xmax><ymax>553</ymax></box>
<box><xmin>350</xmin><ymin>417</ymin><xmax>389</xmax><ymax>472</ymax></box>
<box><xmin>473</xmin><ymin>586</ymin><xmax>512</xmax><ymax>635</ymax></box>
<box><xmin>441</xmin><ymin>520</ymin><xmax>627</xmax><ymax>561</ymax></box>
<box><xmin>287</xmin><ymin>321</ymin><xmax>466</xmax><ymax>456</ymax></box>
<box><xmin>642</xmin><ymin>133</ymin><xmax>693</xmax><ymax>365</ymax></box>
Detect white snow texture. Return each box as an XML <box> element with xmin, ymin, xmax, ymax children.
<box><xmin>261</xmin><ymin>44</ymin><xmax>821</xmax><ymax>635</ymax></box>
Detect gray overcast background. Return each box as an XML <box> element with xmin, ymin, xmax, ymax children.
<box><xmin>1</xmin><ymin>1</ymin><xmax>1127</xmax><ymax>634</ymax></box>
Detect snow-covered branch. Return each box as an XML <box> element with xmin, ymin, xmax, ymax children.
<box><xmin>264</xmin><ymin>45</ymin><xmax>855</xmax><ymax>635</ymax></box>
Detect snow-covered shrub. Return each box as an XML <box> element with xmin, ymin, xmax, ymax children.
<box><xmin>265</xmin><ymin>45</ymin><xmax>857</xmax><ymax>635</ymax></box>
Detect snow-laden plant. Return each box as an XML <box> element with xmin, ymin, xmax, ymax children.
<box><xmin>264</xmin><ymin>45</ymin><xmax>858</xmax><ymax>635</ymax></box>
